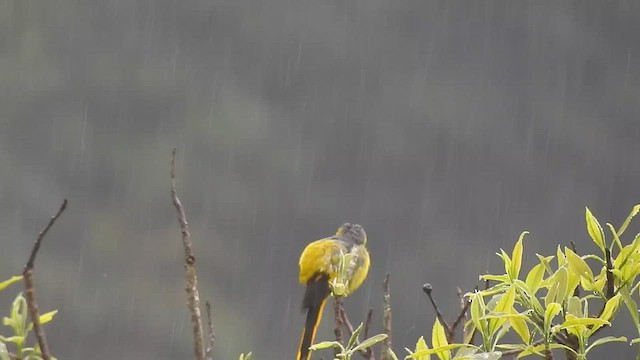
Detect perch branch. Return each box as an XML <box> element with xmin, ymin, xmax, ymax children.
<box><xmin>171</xmin><ymin>148</ymin><xmax>206</xmax><ymax>360</ymax></box>
<box><xmin>22</xmin><ymin>198</ymin><xmax>67</xmax><ymax>360</ymax></box>
<box><xmin>381</xmin><ymin>274</ymin><xmax>392</xmax><ymax>360</ymax></box>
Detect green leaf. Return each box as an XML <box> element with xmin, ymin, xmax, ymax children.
<box><xmin>310</xmin><ymin>341</ymin><xmax>343</xmax><ymax>351</ymax></box>
<box><xmin>618</xmin><ymin>204</ymin><xmax>640</xmax><ymax>237</ymax></box>
<box><xmin>585</xmin><ymin>336</ymin><xmax>627</xmax><ymax>354</ymax></box>
<box><xmin>586</xmin><ymin>207</ymin><xmax>606</xmax><ymax>251</ymax></box>
<box><xmin>598</xmin><ymin>294</ymin><xmax>622</xmax><ymax>324</ymax></box>
<box><xmin>407</xmin><ymin>344</ymin><xmax>475</xmax><ymax>359</ymax></box>
<box><xmin>510</xmin><ymin>315</ymin><xmax>530</xmax><ymax>344</ymax></box>
<box><xmin>346</xmin><ymin>322</ymin><xmax>363</xmax><ymax>350</ymax></box>
<box><xmin>510</xmin><ymin>232</ymin><xmax>527</xmax><ymax>280</ymax></box>
<box><xmin>0</xmin><ymin>341</ymin><xmax>10</xmax><ymax>360</ymax></box>
<box><xmin>489</xmin><ymin>286</ymin><xmax>516</xmax><ymax>336</ymax></box>
<box><xmin>38</xmin><ymin>310</ymin><xmax>58</xmax><ymax>325</ymax></box>
<box><xmin>468</xmin><ymin>352</ymin><xmax>502</xmax><ymax>360</ymax></box>
<box><xmin>544</xmin><ymin>302</ymin><xmax>562</xmax><ymax>334</ymax></box>
<box><xmin>536</xmin><ymin>255</ymin><xmax>555</xmax><ymax>274</ymax></box>
<box><xmin>498</xmin><ymin>250</ymin><xmax>512</xmax><ymax>280</ymax></box>
<box><xmin>607</xmin><ymin>223</ymin><xmax>624</xmax><ymax>251</ymax></box>
<box><xmin>470</xmin><ymin>293</ymin><xmax>487</xmax><ymax>335</ymax></box>
<box><xmin>554</xmin><ymin>267</ymin><xmax>569</xmax><ymax>304</ymax></box>
<box><xmin>412</xmin><ymin>337</ymin><xmax>430</xmax><ymax>360</ymax></box>
<box><xmin>353</xmin><ymin>334</ymin><xmax>387</xmax><ymax>353</ymax></box>
<box><xmin>0</xmin><ymin>276</ymin><xmax>23</xmax><ymax>292</ymax></box>
<box><xmin>431</xmin><ymin>319</ymin><xmax>449</xmax><ymax>360</ymax></box>
<box><xmin>561</xmin><ymin>314</ymin><xmax>609</xmax><ymax>328</ymax></box>
<box><xmin>525</xmin><ymin>263</ymin><xmax>546</xmax><ymax>295</ymax></box>
<box><xmin>620</xmin><ymin>287</ymin><xmax>640</xmax><ymax>332</ymax></box>
<box><xmin>388</xmin><ymin>348</ymin><xmax>400</xmax><ymax>360</ymax></box>
<box><xmin>565</xmin><ymin>247</ymin><xmax>594</xmax><ymax>281</ymax></box>
<box><xmin>566</xmin><ymin>296</ymin><xmax>582</xmax><ymax>318</ymax></box>
<box><xmin>479</xmin><ymin>274</ymin><xmax>510</xmax><ymax>283</ymax></box>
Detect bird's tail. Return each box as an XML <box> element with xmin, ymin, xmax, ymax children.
<box><xmin>297</xmin><ymin>273</ymin><xmax>330</xmax><ymax>360</ymax></box>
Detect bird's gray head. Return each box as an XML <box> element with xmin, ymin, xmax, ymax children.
<box><xmin>336</xmin><ymin>223</ymin><xmax>367</xmax><ymax>245</ymax></box>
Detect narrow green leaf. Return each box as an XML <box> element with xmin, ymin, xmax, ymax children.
<box><xmin>554</xmin><ymin>267</ymin><xmax>569</xmax><ymax>304</ymax></box>
<box><xmin>431</xmin><ymin>319</ymin><xmax>449</xmax><ymax>360</ymax></box>
<box><xmin>407</xmin><ymin>344</ymin><xmax>474</xmax><ymax>359</ymax></box>
<box><xmin>0</xmin><ymin>276</ymin><xmax>23</xmax><ymax>292</ymax></box>
<box><xmin>599</xmin><ymin>294</ymin><xmax>622</xmax><ymax>323</ymax></box>
<box><xmin>38</xmin><ymin>310</ymin><xmax>58</xmax><ymax>325</ymax></box>
<box><xmin>353</xmin><ymin>334</ymin><xmax>387</xmax><ymax>353</ymax></box>
<box><xmin>585</xmin><ymin>336</ymin><xmax>627</xmax><ymax>354</ymax></box>
<box><xmin>470</xmin><ymin>293</ymin><xmax>487</xmax><ymax>335</ymax></box>
<box><xmin>525</xmin><ymin>263</ymin><xmax>545</xmax><ymax>295</ymax></box>
<box><xmin>346</xmin><ymin>323</ymin><xmax>364</xmax><ymax>350</ymax></box>
<box><xmin>412</xmin><ymin>336</ymin><xmax>430</xmax><ymax>360</ymax></box>
<box><xmin>586</xmin><ymin>207</ymin><xmax>606</xmax><ymax>251</ymax></box>
<box><xmin>544</xmin><ymin>302</ymin><xmax>562</xmax><ymax>334</ymax></box>
<box><xmin>388</xmin><ymin>348</ymin><xmax>400</xmax><ymax>360</ymax></box>
<box><xmin>498</xmin><ymin>250</ymin><xmax>512</xmax><ymax>279</ymax></box>
<box><xmin>618</xmin><ymin>204</ymin><xmax>640</xmax><ymax>237</ymax></box>
<box><xmin>620</xmin><ymin>287</ymin><xmax>640</xmax><ymax>332</ymax></box>
<box><xmin>511</xmin><ymin>232</ymin><xmax>527</xmax><ymax>280</ymax></box>
<box><xmin>469</xmin><ymin>352</ymin><xmax>502</xmax><ymax>360</ymax></box>
<box><xmin>489</xmin><ymin>286</ymin><xmax>516</xmax><ymax>336</ymax></box>
<box><xmin>510</xmin><ymin>315</ymin><xmax>530</xmax><ymax>344</ymax></box>
<box><xmin>310</xmin><ymin>341</ymin><xmax>343</xmax><ymax>351</ymax></box>
<box><xmin>607</xmin><ymin>223</ymin><xmax>624</xmax><ymax>251</ymax></box>
<box><xmin>479</xmin><ymin>274</ymin><xmax>510</xmax><ymax>283</ymax></box>
<box><xmin>565</xmin><ymin>248</ymin><xmax>594</xmax><ymax>281</ymax></box>
<box><xmin>536</xmin><ymin>255</ymin><xmax>555</xmax><ymax>274</ymax></box>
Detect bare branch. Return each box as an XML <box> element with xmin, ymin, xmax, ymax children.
<box><xmin>363</xmin><ymin>308</ymin><xmax>374</xmax><ymax>360</ymax></box>
<box><xmin>22</xmin><ymin>199</ymin><xmax>67</xmax><ymax>360</ymax></box>
<box><xmin>422</xmin><ymin>283</ymin><xmax>452</xmax><ymax>340</ymax></box>
<box><xmin>381</xmin><ymin>274</ymin><xmax>392</xmax><ymax>360</ymax></box>
<box><xmin>333</xmin><ymin>296</ymin><xmax>344</xmax><ymax>359</ymax></box>
<box><xmin>205</xmin><ymin>301</ymin><xmax>215</xmax><ymax>360</ymax></box>
<box><xmin>171</xmin><ymin>148</ymin><xmax>205</xmax><ymax>360</ymax></box>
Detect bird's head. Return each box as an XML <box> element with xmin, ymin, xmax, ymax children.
<box><xmin>336</xmin><ymin>223</ymin><xmax>367</xmax><ymax>245</ymax></box>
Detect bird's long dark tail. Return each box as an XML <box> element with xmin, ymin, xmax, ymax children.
<box><xmin>297</xmin><ymin>273</ymin><xmax>330</xmax><ymax>360</ymax></box>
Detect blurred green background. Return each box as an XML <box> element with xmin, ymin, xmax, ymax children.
<box><xmin>1</xmin><ymin>1</ymin><xmax>640</xmax><ymax>359</ymax></box>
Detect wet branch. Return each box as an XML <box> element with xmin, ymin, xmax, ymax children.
<box><xmin>381</xmin><ymin>274</ymin><xmax>392</xmax><ymax>360</ymax></box>
<box><xmin>22</xmin><ymin>199</ymin><xmax>68</xmax><ymax>360</ymax></box>
<box><xmin>205</xmin><ymin>301</ymin><xmax>215</xmax><ymax>360</ymax></box>
<box><xmin>171</xmin><ymin>148</ymin><xmax>206</xmax><ymax>360</ymax></box>
<box><xmin>333</xmin><ymin>296</ymin><xmax>344</xmax><ymax>358</ymax></box>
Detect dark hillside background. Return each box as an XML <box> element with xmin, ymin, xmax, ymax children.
<box><xmin>1</xmin><ymin>1</ymin><xmax>640</xmax><ymax>359</ymax></box>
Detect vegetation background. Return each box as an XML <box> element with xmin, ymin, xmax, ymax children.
<box><xmin>1</xmin><ymin>1</ymin><xmax>639</xmax><ymax>359</ymax></box>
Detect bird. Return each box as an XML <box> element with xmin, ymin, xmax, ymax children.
<box><xmin>296</xmin><ymin>223</ymin><xmax>371</xmax><ymax>360</ymax></box>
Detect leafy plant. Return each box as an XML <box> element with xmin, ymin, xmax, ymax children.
<box><xmin>0</xmin><ymin>276</ymin><xmax>58</xmax><ymax>360</ymax></box>
<box><xmin>403</xmin><ymin>205</ymin><xmax>640</xmax><ymax>360</ymax></box>
<box><xmin>310</xmin><ymin>322</ymin><xmax>389</xmax><ymax>360</ymax></box>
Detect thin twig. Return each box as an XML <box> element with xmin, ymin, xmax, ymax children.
<box><xmin>23</xmin><ymin>199</ymin><xmax>67</xmax><ymax>273</ymax></box>
<box><xmin>422</xmin><ymin>283</ymin><xmax>452</xmax><ymax>337</ymax></box>
<box><xmin>605</xmin><ymin>248</ymin><xmax>615</xmax><ymax>299</ymax></box>
<box><xmin>381</xmin><ymin>274</ymin><xmax>392</xmax><ymax>360</ymax></box>
<box><xmin>22</xmin><ymin>199</ymin><xmax>67</xmax><ymax>360</ymax></box>
<box><xmin>363</xmin><ymin>308</ymin><xmax>374</xmax><ymax>360</ymax></box>
<box><xmin>450</xmin><ymin>288</ymin><xmax>472</xmax><ymax>342</ymax></box>
<box><xmin>205</xmin><ymin>301</ymin><xmax>215</xmax><ymax>360</ymax></box>
<box><xmin>333</xmin><ymin>296</ymin><xmax>344</xmax><ymax>359</ymax></box>
<box><xmin>171</xmin><ymin>148</ymin><xmax>205</xmax><ymax>360</ymax></box>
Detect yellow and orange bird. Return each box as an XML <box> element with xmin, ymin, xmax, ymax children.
<box><xmin>297</xmin><ymin>223</ymin><xmax>370</xmax><ymax>360</ymax></box>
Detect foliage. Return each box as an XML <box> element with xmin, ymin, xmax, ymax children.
<box><xmin>0</xmin><ymin>276</ymin><xmax>58</xmax><ymax>360</ymax></box>
<box><xmin>310</xmin><ymin>322</ymin><xmax>389</xmax><ymax>360</ymax></box>
<box><xmin>403</xmin><ymin>205</ymin><xmax>640</xmax><ymax>360</ymax></box>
